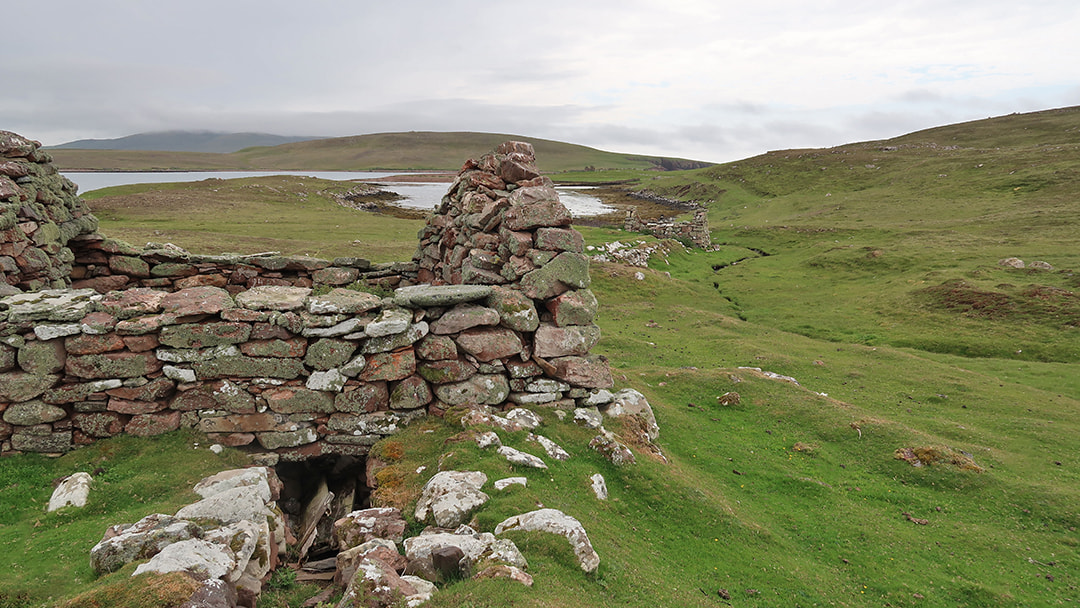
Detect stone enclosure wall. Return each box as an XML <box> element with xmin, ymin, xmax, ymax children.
<box><xmin>624</xmin><ymin>207</ymin><xmax>711</xmax><ymax>249</ymax></box>
<box><xmin>0</xmin><ymin>135</ymin><xmax>615</xmax><ymax>457</ymax></box>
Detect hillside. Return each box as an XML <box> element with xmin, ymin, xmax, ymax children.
<box><xmin>45</xmin><ymin>130</ymin><xmax>323</xmax><ymax>153</ymax></box>
<box><xmin>47</xmin><ymin>131</ymin><xmax>712</xmax><ymax>173</ymax></box>
<box><xmin>2</xmin><ymin>109</ymin><xmax>1078</xmax><ymax>608</ymax></box>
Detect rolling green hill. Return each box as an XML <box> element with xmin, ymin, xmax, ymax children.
<box><xmin>48</xmin><ymin>131</ymin><xmax>711</xmax><ymax>173</ymax></box>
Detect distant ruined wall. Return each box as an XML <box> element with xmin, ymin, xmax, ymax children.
<box><xmin>624</xmin><ymin>207</ymin><xmax>711</xmax><ymax>248</ymax></box>
<box><xmin>0</xmin><ymin>136</ymin><xmax>615</xmax><ymax>457</ymax></box>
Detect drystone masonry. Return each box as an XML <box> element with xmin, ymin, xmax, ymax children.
<box><xmin>0</xmin><ymin>131</ymin><xmax>99</xmax><ymax>292</ymax></box>
<box><xmin>0</xmin><ymin>137</ymin><xmax>615</xmax><ymax>457</ymax></box>
<box><xmin>67</xmin><ymin>236</ymin><xmax>417</xmax><ymax>295</ymax></box>
<box><xmin>624</xmin><ymin>207</ymin><xmax>711</xmax><ymax>248</ymax></box>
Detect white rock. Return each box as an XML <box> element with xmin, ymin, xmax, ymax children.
<box><xmin>531</xmin><ymin>434</ymin><xmax>570</xmax><ymax>461</ymax></box>
<box><xmin>414</xmin><ymin>471</ymin><xmax>489</xmax><ymax>529</ymax></box>
<box><xmin>505</xmin><ymin>408</ymin><xmax>542</xmax><ymax>430</ymax></box>
<box><xmin>365</xmin><ymin>308</ymin><xmax>412</xmax><ymax>337</ymax></box>
<box><xmin>497</xmin><ymin>446</ymin><xmax>548</xmax><ymax>469</ymax></box>
<box><xmin>602</xmin><ymin>388</ymin><xmax>659</xmax><ymax>441</ymax></box>
<box><xmin>573</xmin><ymin>407</ymin><xmax>603</xmax><ymax>429</ymax></box>
<box><xmin>163</xmin><ymin>365</ymin><xmax>197</xmax><ymax>383</ymax></box>
<box><xmin>475</xmin><ymin>431</ymin><xmax>502</xmax><ymax>449</ymax></box>
<box><xmin>47</xmin><ymin>472</ymin><xmax>93</xmax><ymax>512</ymax></box>
<box><xmin>192</xmin><ymin>467</ymin><xmax>272</xmax><ymax>502</ymax></box>
<box><xmin>494</xmin><ymin>477</ymin><xmax>527</xmax><ymax>491</ymax></box>
<box><xmin>132</xmin><ymin>538</ymin><xmax>236</xmax><ymax>580</ymax></box>
<box><xmin>306</xmin><ymin>368</ymin><xmax>347</xmax><ymax>391</ymax></box>
<box><xmin>580</xmin><ymin>389</ymin><xmax>614</xmax><ymax>407</ymax></box>
<box><xmin>204</xmin><ymin>520</ymin><xmax>261</xmax><ymax>583</ymax></box>
<box><xmin>175</xmin><ymin>485</ymin><xmax>271</xmax><ymax>525</ymax></box>
<box><xmin>34</xmin><ymin>323</ymin><xmax>82</xmax><ymax>341</ymax></box>
<box><xmin>401</xmin><ymin>575</ymin><xmax>437</xmax><ymax>608</ymax></box>
<box><xmin>590</xmin><ymin>474</ymin><xmax>608</xmax><ymax>500</ymax></box>
<box><xmin>403</xmin><ymin>531</ymin><xmax>492</xmax><ymax>565</ymax></box>
<box><xmin>495</xmin><ymin>508</ymin><xmax>600</xmax><ymax>572</ymax></box>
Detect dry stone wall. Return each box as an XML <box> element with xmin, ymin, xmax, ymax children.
<box><xmin>68</xmin><ymin>235</ymin><xmax>417</xmax><ymax>295</ymax></box>
<box><xmin>624</xmin><ymin>207</ymin><xmax>711</xmax><ymax>248</ymax></box>
<box><xmin>0</xmin><ymin>137</ymin><xmax>616</xmax><ymax>457</ymax></box>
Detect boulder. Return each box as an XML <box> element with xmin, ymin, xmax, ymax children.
<box><xmin>494</xmin><ymin>508</ymin><xmax>599</xmax><ymax>572</ymax></box>
<box><xmin>333</xmin><ymin>507</ymin><xmax>408</xmax><ymax>549</ymax></box>
<box><xmin>91</xmin><ymin>513</ymin><xmax>204</xmax><ymax>574</ymax></box>
<box><xmin>339</xmin><ymin>557</ymin><xmax>417</xmax><ymax>608</ymax></box>
<box><xmin>131</xmin><ymin>538</ymin><xmax>236</xmax><ymax>580</ymax></box>
<box><xmin>497</xmin><ymin>446</ymin><xmax>548</xmax><ymax>469</ymax></box>
<box><xmin>47</xmin><ymin>471</ymin><xmax>93</xmax><ymax>511</ymax></box>
<box><xmin>602</xmin><ymin>388</ymin><xmax>659</xmax><ymax>441</ymax></box>
<box><xmin>413</xmin><ymin>470</ymin><xmax>489</xmax><ymax>529</ymax></box>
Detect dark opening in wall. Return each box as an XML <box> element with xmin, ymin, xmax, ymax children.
<box><xmin>275</xmin><ymin>455</ymin><xmax>370</xmax><ymax>562</ymax></box>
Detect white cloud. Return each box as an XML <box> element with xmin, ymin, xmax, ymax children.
<box><xmin>3</xmin><ymin>0</ymin><xmax>1078</xmax><ymax>162</ymax></box>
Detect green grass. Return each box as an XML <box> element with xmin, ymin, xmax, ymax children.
<box><xmin>81</xmin><ymin>175</ymin><xmax>424</xmax><ymax>261</ymax></box>
<box><xmin>0</xmin><ymin>430</ymin><xmax>249</xmax><ymax>608</ymax></box>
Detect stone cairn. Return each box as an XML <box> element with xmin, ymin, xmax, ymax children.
<box><xmin>0</xmin><ymin>131</ymin><xmax>99</xmax><ymax>292</ymax></box>
<box><xmin>0</xmin><ymin>138</ymin><xmax>616</xmax><ymax>457</ymax></box>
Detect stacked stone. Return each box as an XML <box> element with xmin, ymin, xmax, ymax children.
<box><xmin>623</xmin><ymin>207</ymin><xmax>711</xmax><ymax>248</ymax></box>
<box><xmin>67</xmin><ymin>235</ymin><xmax>416</xmax><ymax>294</ymax></box>
<box><xmin>0</xmin><ymin>281</ymin><xmax>614</xmax><ymax>456</ymax></box>
<box><xmin>413</xmin><ymin>141</ymin><xmax>612</xmax><ymax>400</ymax></box>
<box><xmin>0</xmin><ymin>131</ymin><xmax>99</xmax><ymax>292</ymax></box>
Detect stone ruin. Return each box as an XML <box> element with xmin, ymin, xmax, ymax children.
<box><xmin>3</xmin><ymin>131</ymin><xmax>664</xmax><ymax>608</ymax></box>
<box><xmin>0</xmin><ymin>133</ymin><xmax>616</xmax><ymax>459</ymax></box>
<box><xmin>624</xmin><ymin>206</ymin><xmax>711</xmax><ymax>249</ymax></box>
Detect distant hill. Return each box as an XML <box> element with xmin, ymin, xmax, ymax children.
<box><xmin>46</xmin><ymin>130</ymin><xmax>324</xmax><ymax>154</ymax></box>
<box><xmin>48</xmin><ymin>131</ymin><xmax>713</xmax><ymax>173</ymax></box>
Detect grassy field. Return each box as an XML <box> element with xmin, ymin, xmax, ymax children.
<box><xmin>49</xmin><ymin>131</ymin><xmax>710</xmax><ymax>173</ymax></box>
<box><xmin>80</xmin><ymin>175</ymin><xmax>425</xmax><ymax>262</ymax></box>
<box><xmin>2</xmin><ymin>107</ymin><xmax>1078</xmax><ymax>607</ymax></box>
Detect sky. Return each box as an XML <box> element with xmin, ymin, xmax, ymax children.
<box><xmin>4</xmin><ymin>0</ymin><xmax>1079</xmax><ymax>163</ymax></box>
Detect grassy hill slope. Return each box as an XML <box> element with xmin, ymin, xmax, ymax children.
<box><xmin>49</xmin><ymin>131</ymin><xmax>710</xmax><ymax>173</ymax></box>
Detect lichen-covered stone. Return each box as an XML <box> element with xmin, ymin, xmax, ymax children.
<box><xmin>16</xmin><ymin>338</ymin><xmax>66</xmax><ymax>374</ymax></box>
<box><xmin>334</xmin><ymin>382</ymin><xmax>389</xmax><ymax>413</ymax></box>
<box><xmin>434</xmin><ymin>374</ymin><xmax>509</xmax><ymax>406</ymax></box>
<box><xmin>159</xmin><ymin>322</ymin><xmax>252</xmax><ymax>349</ymax></box>
<box><xmin>65</xmin><ymin>351</ymin><xmax>161</xmax><ymax>379</ymax></box>
<box><xmin>417</xmin><ymin>358</ymin><xmax>478</xmax><ymax>384</ymax></box>
<box><xmin>235</xmin><ymin>285</ymin><xmax>312</xmax><ymax>311</ymax></box>
<box><xmin>306</xmin><ymin>288</ymin><xmax>382</xmax><ymax>314</ymax></box>
<box><xmin>454</xmin><ymin>327</ymin><xmax>523</xmax><ymax>362</ymax></box>
<box><xmin>389</xmin><ymin>375</ymin><xmax>433</xmax><ymax>410</ymax></box>
<box><xmin>358</xmin><ymin>349</ymin><xmax>416</xmax><ymax>382</ymax></box>
<box><xmin>545</xmin><ymin>289</ymin><xmax>598</xmax><ymax>326</ymax></box>
<box><xmin>3</xmin><ymin>400</ymin><xmax>66</xmax><ymax>425</ymax></box>
<box><xmin>192</xmin><ymin>356</ymin><xmax>305</xmax><ymax>380</ymax></box>
<box><xmin>533</xmin><ymin>323</ymin><xmax>602</xmax><ymax>358</ymax></box>
<box><xmin>264</xmin><ymin>387</ymin><xmax>335</xmax><ymax>414</ymax></box>
<box><xmin>304</xmin><ymin>338</ymin><xmax>356</xmax><ymax>370</ymax></box>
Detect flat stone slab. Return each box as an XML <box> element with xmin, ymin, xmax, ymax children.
<box><xmin>1</xmin><ymin>289</ymin><xmax>99</xmax><ymax>323</ymax></box>
<box><xmin>393</xmin><ymin>284</ymin><xmax>493</xmax><ymax>307</ymax></box>
<box><xmin>235</xmin><ymin>286</ymin><xmax>312</xmax><ymax>311</ymax></box>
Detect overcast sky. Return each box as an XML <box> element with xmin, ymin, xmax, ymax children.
<box><xmin>4</xmin><ymin>0</ymin><xmax>1079</xmax><ymax>163</ymax></box>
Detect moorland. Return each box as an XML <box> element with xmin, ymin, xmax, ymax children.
<box><xmin>2</xmin><ymin>107</ymin><xmax>1078</xmax><ymax>608</ymax></box>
